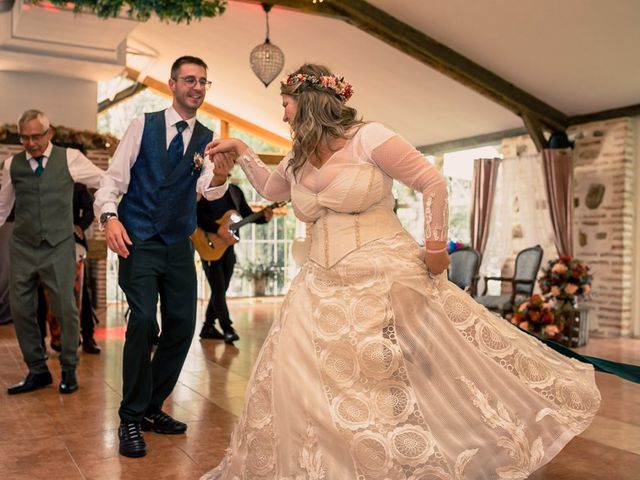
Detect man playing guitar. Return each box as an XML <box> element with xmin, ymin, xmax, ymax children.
<box><xmin>195</xmin><ymin>182</ymin><xmax>273</xmax><ymax>343</ymax></box>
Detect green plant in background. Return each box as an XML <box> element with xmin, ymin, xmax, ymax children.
<box><xmin>36</xmin><ymin>0</ymin><xmax>227</xmax><ymax>24</ymax></box>
<box><xmin>236</xmin><ymin>261</ymin><xmax>280</xmax><ymax>281</ymax></box>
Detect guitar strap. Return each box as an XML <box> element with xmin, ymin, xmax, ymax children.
<box><xmin>228</xmin><ymin>184</ymin><xmax>244</xmax><ymax>214</ymax></box>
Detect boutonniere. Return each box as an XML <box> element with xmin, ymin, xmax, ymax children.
<box><xmin>192</xmin><ymin>152</ymin><xmax>204</xmax><ymax>175</ymax></box>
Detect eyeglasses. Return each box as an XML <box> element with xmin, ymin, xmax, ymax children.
<box><xmin>173</xmin><ymin>76</ymin><xmax>212</xmax><ymax>90</ymax></box>
<box><xmin>19</xmin><ymin>131</ymin><xmax>48</xmax><ymax>143</ymax></box>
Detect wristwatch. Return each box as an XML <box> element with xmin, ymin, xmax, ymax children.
<box><xmin>100</xmin><ymin>212</ymin><xmax>118</xmax><ymax>226</ymax></box>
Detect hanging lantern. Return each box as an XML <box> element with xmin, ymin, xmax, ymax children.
<box><xmin>250</xmin><ymin>3</ymin><xmax>285</xmax><ymax>87</ymax></box>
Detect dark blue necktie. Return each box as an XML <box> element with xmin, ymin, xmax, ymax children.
<box><xmin>167</xmin><ymin>120</ymin><xmax>188</xmax><ymax>169</ymax></box>
<box><xmin>34</xmin><ymin>156</ymin><xmax>45</xmax><ymax>177</ymax></box>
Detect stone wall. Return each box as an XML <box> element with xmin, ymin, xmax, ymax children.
<box><xmin>501</xmin><ymin>117</ymin><xmax>636</xmax><ymax>337</ymax></box>
<box><xmin>571</xmin><ymin>118</ymin><xmax>635</xmax><ymax>337</ymax></box>
<box><xmin>0</xmin><ymin>144</ymin><xmax>110</xmax><ymax>308</ymax></box>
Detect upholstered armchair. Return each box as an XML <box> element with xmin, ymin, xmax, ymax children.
<box><xmin>476</xmin><ymin>245</ymin><xmax>544</xmax><ymax>316</ymax></box>
<box><xmin>448</xmin><ymin>247</ymin><xmax>482</xmax><ymax>297</ymax></box>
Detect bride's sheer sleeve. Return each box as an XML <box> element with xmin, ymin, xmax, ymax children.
<box><xmin>362</xmin><ymin>123</ymin><xmax>450</xmax><ymax>273</ymax></box>
<box><xmin>235</xmin><ymin>149</ymin><xmax>292</xmax><ymax>202</ymax></box>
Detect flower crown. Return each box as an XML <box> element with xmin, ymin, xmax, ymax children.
<box><xmin>282</xmin><ymin>73</ymin><xmax>354</xmax><ymax>102</ymax></box>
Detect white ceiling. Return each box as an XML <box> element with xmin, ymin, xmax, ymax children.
<box><xmin>3</xmin><ymin>0</ymin><xmax>640</xmax><ymax>147</ymax></box>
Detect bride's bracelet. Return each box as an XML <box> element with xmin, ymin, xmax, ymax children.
<box><xmin>425</xmin><ymin>246</ymin><xmax>448</xmax><ymax>254</ymax></box>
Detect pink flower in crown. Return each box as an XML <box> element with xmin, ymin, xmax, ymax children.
<box><xmin>551</xmin><ymin>286</ymin><xmax>561</xmax><ymax>296</ymax></box>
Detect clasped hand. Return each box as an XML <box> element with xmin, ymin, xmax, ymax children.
<box><xmin>205</xmin><ymin>138</ymin><xmax>250</xmax><ymax>177</ymax></box>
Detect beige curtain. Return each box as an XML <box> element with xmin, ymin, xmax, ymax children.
<box><xmin>541</xmin><ymin>148</ymin><xmax>574</xmax><ymax>257</ymax></box>
<box><xmin>470</xmin><ymin>158</ymin><xmax>500</xmax><ymax>255</ymax></box>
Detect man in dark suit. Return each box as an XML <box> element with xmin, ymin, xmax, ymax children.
<box><xmin>0</xmin><ymin>206</ymin><xmax>13</xmax><ymax>326</ymax></box>
<box><xmin>197</xmin><ymin>183</ymin><xmax>272</xmax><ymax>344</ymax></box>
<box><xmin>94</xmin><ymin>56</ymin><xmax>231</xmax><ymax>458</ymax></box>
<box><xmin>73</xmin><ymin>182</ymin><xmax>101</xmax><ymax>354</ymax></box>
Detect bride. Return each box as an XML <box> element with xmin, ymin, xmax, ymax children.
<box><xmin>202</xmin><ymin>63</ymin><xmax>600</xmax><ymax>480</ymax></box>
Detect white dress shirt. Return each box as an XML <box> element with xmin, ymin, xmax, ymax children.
<box><xmin>93</xmin><ymin>106</ymin><xmax>227</xmax><ymax>219</ymax></box>
<box><xmin>0</xmin><ymin>143</ymin><xmax>104</xmax><ymax>226</ymax></box>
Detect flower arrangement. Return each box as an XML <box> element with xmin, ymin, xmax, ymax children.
<box><xmin>511</xmin><ymin>294</ymin><xmax>563</xmax><ymax>340</ymax></box>
<box><xmin>282</xmin><ymin>73</ymin><xmax>354</xmax><ymax>102</ymax></box>
<box><xmin>538</xmin><ymin>256</ymin><xmax>592</xmax><ymax>301</ymax></box>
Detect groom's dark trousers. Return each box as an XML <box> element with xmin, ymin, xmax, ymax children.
<box><xmin>117</xmin><ymin>236</ymin><xmax>196</xmax><ymax>422</ymax></box>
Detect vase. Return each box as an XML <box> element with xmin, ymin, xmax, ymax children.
<box><xmin>555</xmin><ymin>294</ymin><xmax>577</xmax><ymax>311</ymax></box>
<box><xmin>554</xmin><ymin>294</ymin><xmax>589</xmax><ymax>347</ymax></box>
<box><xmin>253</xmin><ymin>277</ymin><xmax>267</xmax><ymax>297</ymax></box>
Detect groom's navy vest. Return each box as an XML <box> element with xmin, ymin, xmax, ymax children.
<box><xmin>118</xmin><ymin>111</ymin><xmax>213</xmax><ymax>245</ymax></box>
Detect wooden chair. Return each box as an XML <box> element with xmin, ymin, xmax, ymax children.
<box><xmin>476</xmin><ymin>245</ymin><xmax>544</xmax><ymax>316</ymax></box>
<box><xmin>448</xmin><ymin>247</ymin><xmax>482</xmax><ymax>296</ymax></box>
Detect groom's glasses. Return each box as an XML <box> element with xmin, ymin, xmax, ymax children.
<box><xmin>174</xmin><ymin>76</ymin><xmax>212</xmax><ymax>90</ymax></box>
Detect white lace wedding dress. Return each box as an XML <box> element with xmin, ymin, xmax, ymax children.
<box><xmin>202</xmin><ymin>123</ymin><xmax>600</xmax><ymax>480</ymax></box>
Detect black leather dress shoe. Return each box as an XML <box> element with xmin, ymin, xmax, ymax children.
<box><xmin>199</xmin><ymin>324</ymin><xmax>224</xmax><ymax>340</ymax></box>
<box><xmin>7</xmin><ymin>371</ymin><xmax>53</xmax><ymax>395</ymax></box>
<box><xmin>223</xmin><ymin>327</ymin><xmax>240</xmax><ymax>344</ymax></box>
<box><xmin>82</xmin><ymin>338</ymin><xmax>101</xmax><ymax>354</ymax></box>
<box><xmin>59</xmin><ymin>370</ymin><xmax>79</xmax><ymax>394</ymax></box>
<box><xmin>142</xmin><ymin>410</ymin><xmax>187</xmax><ymax>434</ymax></box>
<box><xmin>119</xmin><ymin>422</ymin><xmax>146</xmax><ymax>457</ymax></box>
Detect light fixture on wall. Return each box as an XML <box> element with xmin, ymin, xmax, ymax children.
<box><xmin>249</xmin><ymin>3</ymin><xmax>285</xmax><ymax>87</ymax></box>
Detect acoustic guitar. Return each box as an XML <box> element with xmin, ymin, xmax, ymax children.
<box><xmin>192</xmin><ymin>201</ymin><xmax>287</xmax><ymax>261</ymax></box>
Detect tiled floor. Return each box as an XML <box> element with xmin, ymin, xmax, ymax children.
<box><xmin>0</xmin><ymin>298</ymin><xmax>639</xmax><ymax>479</ymax></box>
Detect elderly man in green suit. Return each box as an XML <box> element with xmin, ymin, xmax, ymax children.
<box><xmin>0</xmin><ymin>109</ymin><xmax>104</xmax><ymax>395</ymax></box>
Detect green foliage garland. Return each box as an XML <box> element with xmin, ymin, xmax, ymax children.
<box><xmin>35</xmin><ymin>0</ymin><xmax>227</xmax><ymax>24</ymax></box>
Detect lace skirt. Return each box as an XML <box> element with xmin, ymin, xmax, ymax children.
<box><xmin>202</xmin><ymin>232</ymin><xmax>600</xmax><ymax>480</ymax></box>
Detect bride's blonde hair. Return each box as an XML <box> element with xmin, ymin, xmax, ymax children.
<box><xmin>280</xmin><ymin>64</ymin><xmax>363</xmax><ymax>179</ymax></box>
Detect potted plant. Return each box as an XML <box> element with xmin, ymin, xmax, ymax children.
<box><xmin>237</xmin><ymin>261</ymin><xmax>279</xmax><ymax>297</ymax></box>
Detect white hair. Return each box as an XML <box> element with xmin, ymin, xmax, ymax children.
<box><xmin>18</xmin><ymin>109</ymin><xmax>50</xmax><ymax>131</ymax></box>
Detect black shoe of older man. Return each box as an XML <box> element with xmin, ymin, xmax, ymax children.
<box><xmin>118</xmin><ymin>422</ymin><xmax>147</xmax><ymax>458</ymax></box>
<box><xmin>59</xmin><ymin>370</ymin><xmax>78</xmax><ymax>394</ymax></box>
<box><xmin>142</xmin><ymin>410</ymin><xmax>187</xmax><ymax>434</ymax></box>
<box><xmin>7</xmin><ymin>371</ymin><xmax>53</xmax><ymax>394</ymax></box>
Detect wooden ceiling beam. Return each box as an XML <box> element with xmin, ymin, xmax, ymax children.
<box><xmin>98</xmin><ymin>82</ymin><xmax>147</xmax><ymax>113</ymax></box>
<box><xmin>522</xmin><ymin>114</ymin><xmax>548</xmax><ymax>152</ymax></box>
<box><xmin>417</xmin><ymin>127</ymin><xmax>527</xmax><ymax>156</ymax></box>
<box><xmin>238</xmin><ymin>0</ymin><xmax>569</xmax><ymax>132</ymax></box>
<box><xmin>568</xmin><ymin>103</ymin><xmax>640</xmax><ymax>126</ymax></box>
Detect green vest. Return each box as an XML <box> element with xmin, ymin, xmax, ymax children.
<box><xmin>10</xmin><ymin>145</ymin><xmax>74</xmax><ymax>247</ymax></box>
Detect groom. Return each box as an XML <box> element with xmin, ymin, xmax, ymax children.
<box><xmin>94</xmin><ymin>56</ymin><xmax>232</xmax><ymax>458</ymax></box>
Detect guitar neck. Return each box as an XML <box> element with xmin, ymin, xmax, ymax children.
<box><xmin>231</xmin><ymin>211</ymin><xmax>264</xmax><ymax>230</ymax></box>
<box><xmin>229</xmin><ymin>201</ymin><xmax>286</xmax><ymax>231</ymax></box>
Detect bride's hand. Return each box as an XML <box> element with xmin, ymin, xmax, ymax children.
<box><xmin>424</xmin><ymin>242</ymin><xmax>449</xmax><ymax>275</ymax></box>
<box><xmin>212</xmin><ymin>152</ymin><xmax>235</xmax><ymax>178</ymax></box>
<box><xmin>205</xmin><ymin>138</ymin><xmax>249</xmax><ymax>159</ymax></box>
